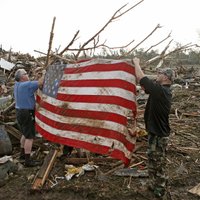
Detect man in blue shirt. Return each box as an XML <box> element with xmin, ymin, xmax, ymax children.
<box><xmin>14</xmin><ymin>68</ymin><xmax>43</xmax><ymax>167</ymax></box>
<box><xmin>133</xmin><ymin>58</ymin><xmax>173</xmax><ymax>199</ymax></box>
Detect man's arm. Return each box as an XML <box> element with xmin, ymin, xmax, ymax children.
<box><xmin>132</xmin><ymin>57</ymin><xmax>145</xmax><ymax>83</ymax></box>
<box><xmin>38</xmin><ymin>77</ymin><xmax>44</xmax><ymax>89</ymax></box>
<box><xmin>37</xmin><ymin>70</ymin><xmax>45</xmax><ymax>89</ymax></box>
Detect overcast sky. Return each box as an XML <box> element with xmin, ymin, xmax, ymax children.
<box><xmin>1</xmin><ymin>0</ymin><xmax>200</xmax><ymax>57</ymax></box>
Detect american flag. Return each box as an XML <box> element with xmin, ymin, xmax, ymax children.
<box><xmin>35</xmin><ymin>58</ymin><xmax>137</xmax><ymax>166</ymax></box>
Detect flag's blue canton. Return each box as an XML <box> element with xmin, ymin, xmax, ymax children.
<box><xmin>43</xmin><ymin>64</ymin><xmax>66</xmax><ymax>98</ymax></box>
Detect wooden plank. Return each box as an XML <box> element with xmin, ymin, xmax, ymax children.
<box><xmin>64</xmin><ymin>157</ymin><xmax>118</xmax><ymax>165</ymax></box>
<box><xmin>5</xmin><ymin>125</ymin><xmax>21</xmax><ymax>140</ymax></box>
<box><xmin>188</xmin><ymin>183</ymin><xmax>200</xmax><ymax>196</ymax></box>
<box><xmin>32</xmin><ymin>148</ymin><xmax>58</xmax><ymax>190</ymax></box>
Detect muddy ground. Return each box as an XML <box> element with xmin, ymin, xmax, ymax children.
<box><xmin>0</xmin><ymin>86</ymin><xmax>200</xmax><ymax>200</ymax></box>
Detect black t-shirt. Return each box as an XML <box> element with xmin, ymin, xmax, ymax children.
<box><xmin>140</xmin><ymin>77</ymin><xmax>172</xmax><ymax>137</ymax></box>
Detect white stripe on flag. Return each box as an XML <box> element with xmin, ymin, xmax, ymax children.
<box><xmin>37</xmin><ymin>91</ymin><xmax>133</xmax><ymax>117</ymax></box>
<box><xmin>63</xmin><ymin>71</ymin><xmax>136</xmax><ymax>84</ymax></box>
<box><xmin>66</xmin><ymin>58</ymin><xmax>133</xmax><ymax>68</ymax></box>
<box><xmin>36</xmin><ymin>117</ymin><xmax>133</xmax><ymax>159</ymax></box>
<box><xmin>37</xmin><ymin>107</ymin><xmax>129</xmax><ymax>136</ymax></box>
<box><xmin>59</xmin><ymin>87</ymin><xmax>135</xmax><ymax>102</ymax></box>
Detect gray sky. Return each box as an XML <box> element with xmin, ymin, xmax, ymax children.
<box><xmin>1</xmin><ymin>0</ymin><xmax>200</xmax><ymax>57</ymax></box>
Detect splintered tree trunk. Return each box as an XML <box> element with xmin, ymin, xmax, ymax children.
<box><xmin>45</xmin><ymin>16</ymin><xmax>56</xmax><ymax>68</ymax></box>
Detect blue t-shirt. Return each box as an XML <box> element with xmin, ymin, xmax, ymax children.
<box><xmin>14</xmin><ymin>81</ymin><xmax>39</xmax><ymax>110</ymax></box>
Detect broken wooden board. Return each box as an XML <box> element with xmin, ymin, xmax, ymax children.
<box><xmin>64</xmin><ymin>157</ymin><xmax>118</xmax><ymax>165</ymax></box>
<box><xmin>114</xmin><ymin>168</ymin><xmax>148</xmax><ymax>177</ymax></box>
<box><xmin>31</xmin><ymin>148</ymin><xmax>59</xmax><ymax>190</ymax></box>
<box><xmin>188</xmin><ymin>183</ymin><xmax>200</xmax><ymax>196</ymax></box>
<box><xmin>5</xmin><ymin>125</ymin><xmax>21</xmax><ymax>140</ymax></box>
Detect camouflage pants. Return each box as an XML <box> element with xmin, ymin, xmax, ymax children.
<box><xmin>147</xmin><ymin>133</ymin><xmax>169</xmax><ymax>196</ymax></box>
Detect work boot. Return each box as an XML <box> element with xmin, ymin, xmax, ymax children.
<box><xmin>24</xmin><ymin>154</ymin><xmax>42</xmax><ymax>167</ymax></box>
<box><xmin>19</xmin><ymin>148</ymin><xmax>25</xmax><ymax>160</ymax></box>
<box><xmin>63</xmin><ymin>145</ymin><xmax>73</xmax><ymax>157</ymax></box>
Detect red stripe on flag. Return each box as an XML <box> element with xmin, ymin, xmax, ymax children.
<box><xmin>65</xmin><ymin>62</ymin><xmax>135</xmax><ymax>75</ymax></box>
<box><xmin>36</xmin><ymin>95</ymin><xmax>127</xmax><ymax>125</ymax></box>
<box><xmin>35</xmin><ymin>111</ymin><xmax>134</xmax><ymax>151</ymax></box>
<box><xmin>56</xmin><ymin>94</ymin><xmax>136</xmax><ymax>111</ymax></box>
<box><xmin>36</xmin><ymin>124</ymin><xmax>132</xmax><ymax>166</ymax></box>
<box><xmin>59</xmin><ymin>79</ymin><xmax>136</xmax><ymax>93</ymax></box>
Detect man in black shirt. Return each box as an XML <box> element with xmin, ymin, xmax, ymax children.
<box><xmin>133</xmin><ymin>58</ymin><xmax>173</xmax><ymax>199</ymax></box>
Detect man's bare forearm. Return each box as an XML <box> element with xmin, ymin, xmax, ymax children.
<box><xmin>132</xmin><ymin>58</ymin><xmax>145</xmax><ymax>83</ymax></box>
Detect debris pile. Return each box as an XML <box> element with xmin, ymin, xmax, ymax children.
<box><xmin>0</xmin><ymin>47</ymin><xmax>199</xmax><ymax>200</ymax></box>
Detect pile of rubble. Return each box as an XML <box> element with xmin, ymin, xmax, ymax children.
<box><xmin>0</xmin><ymin>49</ymin><xmax>200</xmax><ymax>196</ymax></box>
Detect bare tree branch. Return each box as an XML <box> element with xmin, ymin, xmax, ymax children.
<box><xmin>34</xmin><ymin>50</ymin><xmax>76</xmax><ymax>64</ymax></box>
<box><xmin>144</xmin><ymin>39</ymin><xmax>173</xmax><ymax>66</ymax></box>
<box><xmin>145</xmin><ymin>32</ymin><xmax>172</xmax><ymax>53</ymax></box>
<box><xmin>45</xmin><ymin>17</ymin><xmax>56</xmax><ymax>68</ymax></box>
<box><xmin>145</xmin><ymin>43</ymin><xmax>196</xmax><ymax>67</ymax></box>
<box><xmin>121</xmin><ymin>24</ymin><xmax>162</xmax><ymax>58</ymax></box>
<box><xmin>58</xmin><ymin>30</ymin><xmax>80</xmax><ymax>56</ymax></box>
<box><xmin>63</xmin><ymin>39</ymin><xmax>135</xmax><ymax>53</ymax></box>
<box><xmin>74</xmin><ymin>0</ymin><xmax>144</xmax><ymax>59</ymax></box>
<box><xmin>102</xmin><ymin>39</ymin><xmax>135</xmax><ymax>50</ymax></box>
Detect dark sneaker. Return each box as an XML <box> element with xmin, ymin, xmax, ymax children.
<box><xmin>25</xmin><ymin>160</ymin><xmax>43</xmax><ymax>167</ymax></box>
<box><xmin>19</xmin><ymin>154</ymin><xmax>25</xmax><ymax>160</ymax></box>
<box><xmin>63</xmin><ymin>146</ymin><xmax>73</xmax><ymax>157</ymax></box>
<box><xmin>18</xmin><ymin>155</ymin><xmax>25</xmax><ymax>164</ymax></box>
<box><xmin>19</xmin><ymin>148</ymin><xmax>25</xmax><ymax>160</ymax></box>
